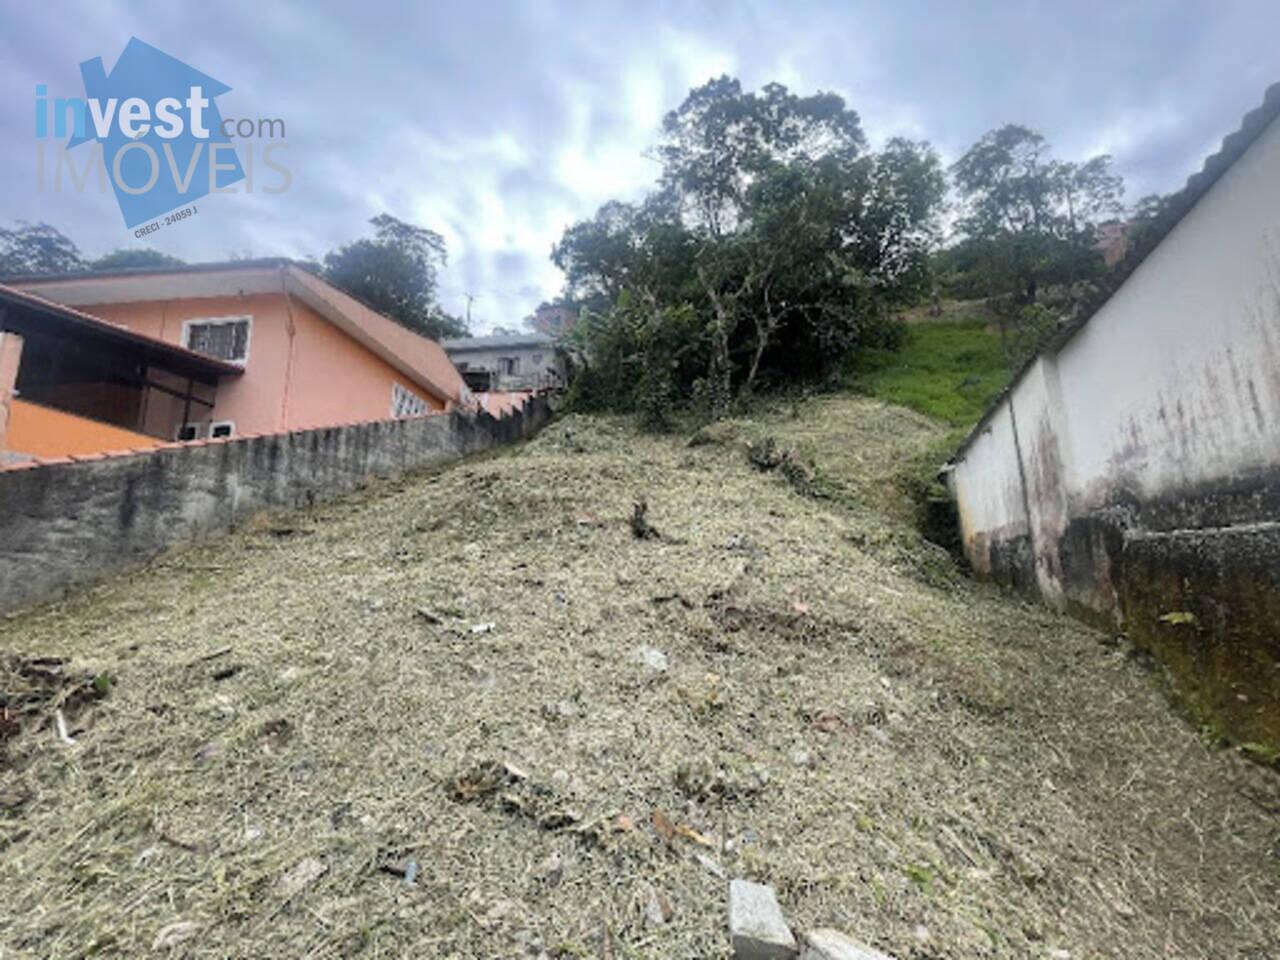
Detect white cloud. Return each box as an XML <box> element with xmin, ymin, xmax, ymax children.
<box><xmin>2</xmin><ymin>0</ymin><xmax>1274</xmax><ymax>332</ymax></box>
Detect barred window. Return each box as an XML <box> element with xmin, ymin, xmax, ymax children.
<box><xmin>392</xmin><ymin>382</ymin><xmax>428</xmax><ymax>418</ymax></box>
<box><xmin>184</xmin><ymin>317</ymin><xmax>251</xmax><ymax>363</ymax></box>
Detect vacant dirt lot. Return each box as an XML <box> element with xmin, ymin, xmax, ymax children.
<box><xmin>2</xmin><ymin>395</ymin><xmax>1277</xmax><ymax>959</ymax></box>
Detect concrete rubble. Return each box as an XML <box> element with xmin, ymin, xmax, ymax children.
<box><xmin>800</xmin><ymin>928</ymin><xmax>898</xmax><ymax>960</ymax></box>
<box><xmin>728</xmin><ymin>881</ymin><xmax>898</xmax><ymax>960</ymax></box>
<box><xmin>728</xmin><ymin>879</ymin><xmax>797</xmax><ymax>959</ymax></box>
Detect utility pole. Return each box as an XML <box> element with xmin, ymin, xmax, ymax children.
<box><xmin>464</xmin><ymin>292</ymin><xmax>477</xmax><ymax>327</ymax></box>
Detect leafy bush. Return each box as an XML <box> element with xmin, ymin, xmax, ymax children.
<box><xmin>555</xmin><ymin>78</ymin><xmax>946</xmax><ymax>427</ymax></box>
<box><xmin>1003</xmin><ymin>303</ymin><xmax>1060</xmax><ymax>368</ymax></box>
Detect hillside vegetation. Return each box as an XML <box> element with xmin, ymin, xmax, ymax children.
<box><xmin>842</xmin><ymin>318</ymin><xmax>1009</xmax><ymax>428</ymax></box>
<box><xmin>2</xmin><ymin>395</ymin><xmax>1276</xmax><ymax>959</ymax></box>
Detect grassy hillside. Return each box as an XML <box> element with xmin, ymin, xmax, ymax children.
<box><xmin>842</xmin><ymin>319</ymin><xmax>1010</xmax><ymax>428</ymax></box>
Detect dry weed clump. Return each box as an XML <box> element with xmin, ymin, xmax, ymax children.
<box><xmin>0</xmin><ymin>396</ymin><xmax>1276</xmax><ymax>959</ymax></box>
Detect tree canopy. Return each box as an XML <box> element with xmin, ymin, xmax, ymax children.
<box><xmin>0</xmin><ymin>224</ymin><xmax>185</xmax><ymax>276</ymax></box>
<box><xmin>656</xmin><ymin>76</ymin><xmax>867</xmax><ymax>236</ymax></box>
<box><xmin>0</xmin><ymin>222</ymin><xmax>85</xmax><ymax>276</ymax></box>
<box><xmin>554</xmin><ymin>77</ymin><xmax>945</xmax><ymax>424</ymax></box>
<box><xmin>90</xmin><ymin>249</ymin><xmax>186</xmax><ymax>271</ymax></box>
<box><xmin>322</xmin><ymin>214</ymin><xmax>467</xmax><ymax>340</ymax></box>
<box><xmin>949</xmin><ymin>124</ymin><xmax>1123</xmax><ymax>304</ymax></box>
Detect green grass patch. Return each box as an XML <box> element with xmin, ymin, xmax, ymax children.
<box><xmin>842</xmin><ymin>320</ymin><xmax>1010</xmax><ymax>427</ymax></box>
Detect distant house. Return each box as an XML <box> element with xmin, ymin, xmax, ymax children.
<box><xmin>442</xmin><ymin>332</ymin><xmax>565</xmax><ymax>393</ymax></box>
<box><xmin>946</xmin><ymin>84</ymin><xmax>1280</xmax><ymax>747</ymax></box>
<box><xmin>1094</xmin><ymin>219</ymin><xmax>1131</xmax><ymax>268</ymax></box>
<box><xmin>0</xmin><ymin>260</ymin><xmax>470</xmax><ymax>464</ymax></box>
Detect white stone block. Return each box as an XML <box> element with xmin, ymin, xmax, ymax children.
<box><xmin>800</xmin><ymin>928</ymin><xmax>897</xmax><ymax>960</ymax></box>
<box><xmin>729</xmin><ymin>879</ymin><xmax>797</xmax><ymax>959</ymax></box>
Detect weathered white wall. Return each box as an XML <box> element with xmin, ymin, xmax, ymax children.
<box><xmin>953</xmin><ymin>113</ymin><xmax>1280</xmax><ymax>603</ymax></box>
<box><xmin>948</xmin><ymin>112</ymin><xmax>1280</xmax><ymax>749</ymax></box>
<box><xmin>1055</xmin><ymin>118</ymin><xmax>1280</xmax><ymax>509</ymax></box>
<box><xmin>952</xmin><ymin>401</ymin><xmax>1028</xmax><ymax>578</ymax></box>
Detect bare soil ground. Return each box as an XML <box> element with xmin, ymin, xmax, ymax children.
<box><xmin>2</xmin><ymin>395</ymin><xmax>1277</xmax><ymax>959</ymax></box>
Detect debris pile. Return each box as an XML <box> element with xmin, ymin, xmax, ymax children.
<box><xmin>1</xmin><ymin>653</ymin><xmax>110</xmax><ymax>755</ymax></box>
<box><xmin>745</xmin><ymin>436</ymin><xmax>821</xmax><ymax>495</ymax></box>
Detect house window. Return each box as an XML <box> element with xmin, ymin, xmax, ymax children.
<box><xmin>176</xmin><ymin>423</ymin><xmax>204</xmax><ymax>442</ymax></box>
<box><xmin>210</xmin><ymin>421</ymin><xmax>235</xmax><ymax>439</ymax></box>
<box><xmin>499</xmin><ymin>356</ymin><xmax>519</xmax><ymax>375</ymax></box>
<box><xmin>391</xmin><ymin>382</ymin><xmax>428</xmax><ymax>418</ymax></box>
<box><xmin>183</xmin><ymin>316</ymin><xmax>252</xmax><ymax>363</ymax></box>
<box><xmin>531</xmin><ymin>352</ymin><xmax>543</xmax><ymax>367</ymax></box>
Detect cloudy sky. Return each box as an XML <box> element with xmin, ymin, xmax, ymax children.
<box><xmin>3</xmin><ymin>1</ymin><xmax>1276</xmax><ymax>331</ymax></box>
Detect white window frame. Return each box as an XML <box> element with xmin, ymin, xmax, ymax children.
<box><xmin>391</xmin><ymin>382</ymin><xmax>428</xmax><ymax>419</ymax></box>
<box><xmin>181</xmin><ymin>315</ymin><xmax>253</xmax><ymax>366</ymax></box>
<box><xmin>209</xmin><ymin>420</ymin><xmax>236</xmax><ymax>439</ymax></box>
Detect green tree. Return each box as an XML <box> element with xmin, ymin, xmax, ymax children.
<box><xmin>734</xmin><ymin>139</ymin><xmax>943</xmax><ymax>391</ymax></box>
<box><xmin>90</xmin><ymin>249</ymin><xmax>186</xmax><ymax>270</ymax></box>
<box><xmin>656</xmin><ymin>76</ymin><xmax>866</xmax><ymax>236</ymax></box>
<box><xmin>554</xmin><ymin>78</ymin><xmax>945</xmax><ymax>423</ymax></box>
<box><xmin>1124</xmin><ymin>192</ymin><xmax>1171</xmax><ymax>251</ymax></box>
<box><xmin>951</xmin><ymin>124</ymin><xmax>1123</xmax><ymax>305</ymax></box>
<box><xmin>0</xmin><ymin>221</ymin><xmax>85</xmax><ymax>275</ymax></box>
<box><xmin>323</xmin><ymin>214</ymin><xmax>467</xmax><ymax>340</ymax></box>
<box><xmin>553</xmin><ymin>195</ymin><xmax>696</xmax><ymax>307</ymax></box>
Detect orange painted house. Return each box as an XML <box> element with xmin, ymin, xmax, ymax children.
<box><xmin>0</xmin><ymin>261</ymin><xmax>471</xmax><ymax>465</ymax></box>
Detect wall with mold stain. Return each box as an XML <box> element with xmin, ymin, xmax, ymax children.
<box><xmin>952</xmin><ymin>402</ymin><xmax>1029</xmax><ymax>582</ymax></box>
<box><xmin>949</xmin><ymin>115</ymin><xmax>1280</xmax><ymax>749</ymax></box>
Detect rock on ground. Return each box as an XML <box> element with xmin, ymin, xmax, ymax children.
<box><xmin>729</xmin><ymin>879</ymin><xmax>797</xmax><ymax>959</ymax></box>
<box><xmin>276</xmin><ymin>856</ymin><xmax>326</xmax><ymax>899</ymax></box>
<box><xmin>629</xmin><ymin>644</ymin><xmax>669</xmax><ymax>674</ymax></box>
<box><xmin>800</xmin><ymin>928</ymin><xmax>898</xmax><ymax>960</ymax></box>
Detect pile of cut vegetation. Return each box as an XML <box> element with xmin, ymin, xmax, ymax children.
<box><xmin>0</xmin><ymin>396</ymin><xmax>1276</xmax><ymax>959</ymax></box>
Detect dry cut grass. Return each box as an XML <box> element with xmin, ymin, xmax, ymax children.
<box><xmin>1</xmin><ymin>395</ymin><xmax>1277</xmax><ymax>959</ymax></box>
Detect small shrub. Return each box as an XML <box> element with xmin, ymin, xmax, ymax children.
<box><xmin>1003</xmin><ymin>303</ymin><xmax>1060</xmax><ymax>368</ymax></box>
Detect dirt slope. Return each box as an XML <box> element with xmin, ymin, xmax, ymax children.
<box><xmin>1</xmin><ymin>395</ymin><xmax>1276</xmax><ymax>959</ymax></box>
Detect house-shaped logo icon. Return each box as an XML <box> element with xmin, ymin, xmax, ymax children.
<box><xmin>68</xmin><ymin>37</ymin><xmax>245</xmax><ymax>227</ymax></box>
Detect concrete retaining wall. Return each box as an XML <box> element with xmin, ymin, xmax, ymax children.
<box><xmin>0</xmin><ymin>396</ymin><xmax>550</xmax><ymax>615</ymax></box>
<box><xmin>948</xmin><ymin>110</ymin><xmax>1280</xmax><ymax>751</ymax></box>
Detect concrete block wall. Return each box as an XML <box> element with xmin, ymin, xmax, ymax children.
<box><xmin>0</xmin><ymin>397</ymin><xmax>550</xmax><ymax>615</ymax></box>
